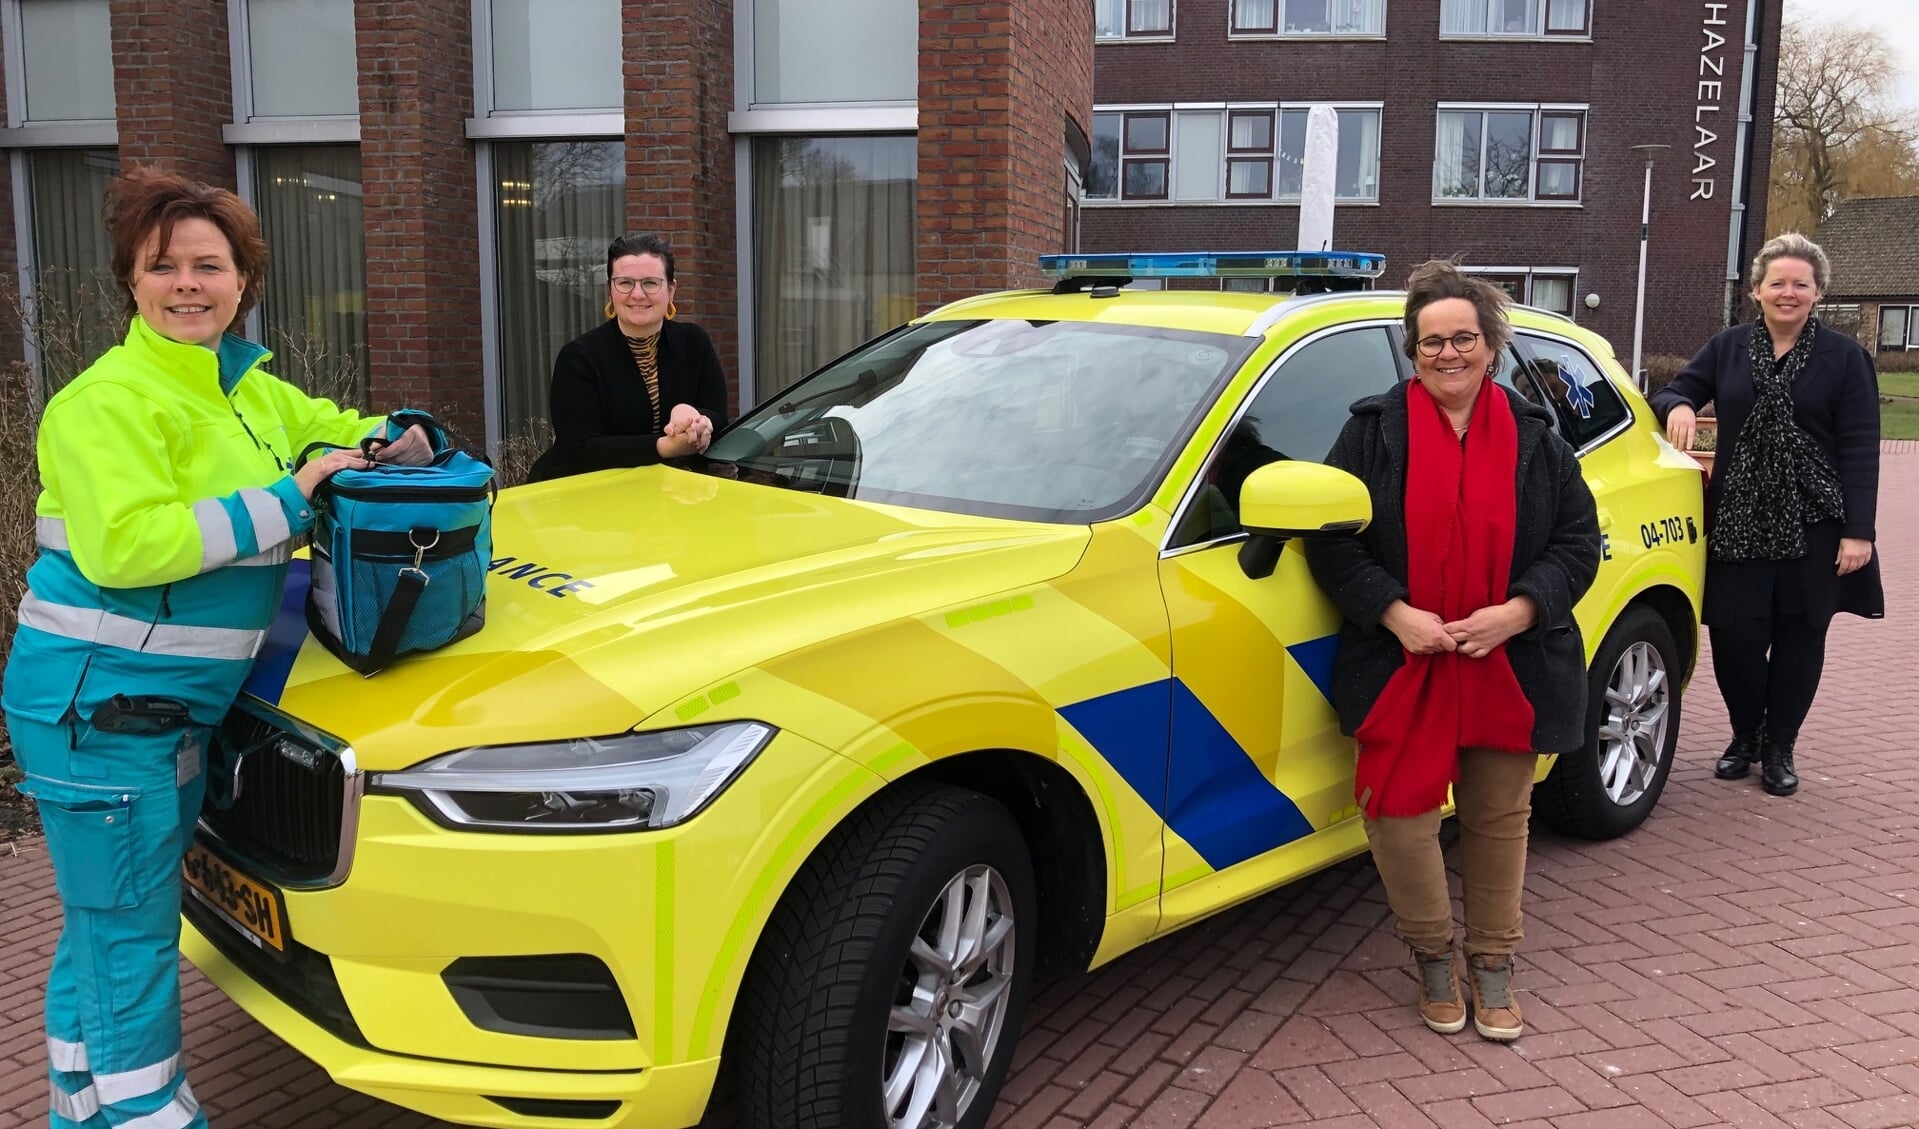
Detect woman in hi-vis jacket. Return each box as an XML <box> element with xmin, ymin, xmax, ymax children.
<box><xmin>2</xmin><ymin>170</ymin><xmax>429</xmax><ymax>1129</ymax></box>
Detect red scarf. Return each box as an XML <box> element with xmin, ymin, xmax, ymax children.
<box><xmin>1353</xmin><ymin>381</ymin><xmax>1535</xmax><ymax>818</ymax></box>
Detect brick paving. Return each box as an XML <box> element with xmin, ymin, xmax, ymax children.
<box><xmin>1</xmin><ymin>444</ymin><xmax>1915</xmax><ymax>1129</ymax></box>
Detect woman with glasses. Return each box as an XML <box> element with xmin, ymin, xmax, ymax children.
<box><xmin>1651</xmin><ymin>233</ymin><xmax>1882</xmax><ymax>797</ymax></box>
<box><xmin>1305</xmin><ymin>261</ymin><xmax>1599</xmax><ymax>1043</ymax></box>
<box><xmin>528</xmin><ymin>232</ymin><xmax>729</xmax><ymax>482</ymax></box>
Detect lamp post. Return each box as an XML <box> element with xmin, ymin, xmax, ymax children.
<box><xmin>1629</xmin><ymin>143</ymin><xmax>1672</xmax><ymax>392</ymax></box>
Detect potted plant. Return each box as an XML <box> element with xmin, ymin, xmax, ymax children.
<box><xmin>1690</xmin><ymin>412</ymin><xmax>1718</xmax><ymax>477</ymax></box>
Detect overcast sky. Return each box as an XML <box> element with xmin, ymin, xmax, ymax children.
<box><xmin>1785</xmin><ymin>0</ymin><xmax>1919</xmax><ymax>111</ymax></box>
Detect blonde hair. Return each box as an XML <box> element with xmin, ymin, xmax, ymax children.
<box><xmin>1750</xmin><ymin>232</ymin><xmax>1831</xmax><ymax>293</ymax></box>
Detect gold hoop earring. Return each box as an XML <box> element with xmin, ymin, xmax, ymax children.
<box><xmin>604</xmin><ymin>300</ymin><xmax>616</xmax><ymax>320</ymax></box>
<box><xmin>666</xmin><ymin>302</ymin><xmax>678</xmax><ymax>321</ymax></box>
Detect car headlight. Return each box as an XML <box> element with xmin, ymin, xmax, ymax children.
<box><xmin>371</xmin><ymin>721</ymin><xmax>776</xmax><ymax>833</ymax></box>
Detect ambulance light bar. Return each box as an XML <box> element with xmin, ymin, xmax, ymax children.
<box><xmin>1038</xmin><ymin>250</ymin><xmax>1386</xmax><ymax>281</ymax></box>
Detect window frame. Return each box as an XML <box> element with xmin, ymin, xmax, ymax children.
<box><xmin>1118</xmin><ymin>110</ymin><xmax>1171</xmax><ymax>201</ymax></box>
<box><xmin>1513</xmin><ymin>329</ymin><xmax>1637</xmax><ymax>454</ymax></box>
<box><xmin>1087</xmin><ymin>101</ymin><xmax>1383</xmax><ymax>206</ymax></box>
<box><xmin>1466</xmin><ymin>266</ymin><xmax>1581</xmax><ymax>320</ymax></box>
<box><xmin>1879</xmin><ymin>305</ymin><xmax>1915</xmax><ymax>351</ymax></box>
<box><xmin>1439</xmin><ymin>0</ymin><xmax>1592</xmax><ymax>40</ymax></box>
<box><xmin>1230</xmin><ymin>0</ymin><xmax>1389</xmax><ymax>39</ymax></box>
<box><xmin>1433</xmin><ymin>103</ymin><xmax>1588</xmax><ymax>206</ymax></box>
<box><xmin>225</xmin><ymin>0</ymin><xmax>361</xmax><ymax>133</ymax></box>
<box><xmin>1097</xmin><ymin>0</ymin><xmax>1178</xmax><ymax>41</ymax></box>
<box><xmin>1224</xmin><ymin>109</ymin><xmax>1274</xmax><ymax>199</ymax></box>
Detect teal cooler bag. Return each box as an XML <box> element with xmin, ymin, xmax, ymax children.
<box><xmin>299</xmin><ymin>412</ymin><xmax>494</xmax><ymax>674</ymax></box>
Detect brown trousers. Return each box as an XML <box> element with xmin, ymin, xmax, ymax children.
<box><xmin>1362</xmin><ymin>747</ymin><xmax>1539</xmax><ymax>958</ymax></box>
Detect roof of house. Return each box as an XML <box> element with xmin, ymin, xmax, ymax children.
<box><xmin>1818</xmin><ymin>196</ymin><xmax>1919</xmax><ymax>299</ymax></box>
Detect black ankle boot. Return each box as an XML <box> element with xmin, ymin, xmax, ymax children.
<box><xmin>1716</xmin><ymin>730</ymin><xmax>1764</xmax><ymax>780</ymax></box>
<box><xmin>1762</xmin><ymin>731</ymin><xmax>1799</xmax><ymax>796</ymax></box>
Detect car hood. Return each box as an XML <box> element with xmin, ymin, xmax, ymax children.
<box><xmin>251</xmin><ymin>468</ymin><xmax>1091</xmax><ymax>770</ymax></box>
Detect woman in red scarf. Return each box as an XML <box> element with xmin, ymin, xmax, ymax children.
<box><xmin>1306</xmin><ymin>262</ymin><xmax>1600</xmax><ymax>1041</ymax></box>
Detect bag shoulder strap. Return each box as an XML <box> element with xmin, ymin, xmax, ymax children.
<box><xmin>364</xmin><ymin>566</ymin><xmax>429</xmax><ymax>676</ymax></box>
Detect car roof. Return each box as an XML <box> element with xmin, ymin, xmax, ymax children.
<box><xmin>919</xmin><ymin>286</ymin><xmax>1612</xmax><ymax>359</ymax></box>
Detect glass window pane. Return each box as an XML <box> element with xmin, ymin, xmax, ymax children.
<box><xmin>751</xmin><ymin>135</ymin><xmax>916</xmax><ymax>397</ymax></box>
<box><xmin>1440</xmin><ymin>0</ymin><xmax>1488</xmax><ymax>34</ymax></box>
<box><xmin>1130</xmin><ymin>0</ymin><xmax>1172</xmax><ymax>33</ymax></box>
<box><xmin>1174</xmin><ymin>111</ymin><xmax>1221</xmax><ymax>200</ymax></box>
<box><xmin>1434</xmin><ymin>111</ymin><xmax>1480</xmax><ymax>198</ymax></box>
<box><xmin>1125</xmin><ymin>114</ymin><xmax>1168</xmax><ymax>153</ymax></box>
<box><xmin>1531</xmin><ymin>275</ymin><xmax>1573</xmax><ymax>315</ymax></box>
<box><xmin>25</xmin><ymin>148</ymin><xmax>120</xmax><ymax>392</ymax></box>
<box><xmin>1088</xmin><ymin>114</ymin><xmax>1122</xmax><ymax>198</ymax></box>
<box><xmin>1276</xmin><ymin>109</ymin><xmax>1307</xmax><ymax>198</ymax></box>
<box><xmin>1122</xmin><ymin>160</ymin><xmax>1167</xmax><ymax>199</ymax></box>
<box><xmin>1335</xmin><ymin>109</ymin><xmax>1379</xmax><ymax>199</ymax></box>
<box><xmin>247</xmin><ymin>0</ymin><xmax>358</xmax><ymax>117</ymax></box>
<box><xmin>1234</xmin><ymin>0</ymin><xmax>1276</xmax><ymax>32</ymax></box>
<box><xmin>1538</xmin><ymin>159</ymin><xmax>1580</xmax><ymax>199</ymax></box>
<box><xmin>1483</xmin><ymin>111</ymin><xmax>1534</xmax><ymax>198</ymax></box>
<box><xmin>1546</xmin><ymin>0</ymin><xmax>1587</xmax><ymax>32</ymax></box>
<box><xmin>1518</xmin><ymin>334</ymin><xmax>1629</xmax><ymax>445</ymax></box>
<box><xmin>254</xmin><ymin>146</ymin><xmax>367</xmax><ymax>407</ymax></box>
<box><xmin>1283</xmin><ymin>0</ymin><xmax>1330</xmax><ymax>32</ymax></box>
<box><xmin>1540</xmin><ymin>113</ymin><xmax>1581</xmax><ymax>152</ymax></box>
<box><xmin>1343</xmin><ymin>0</ymin><xmax>1386</xmax><ymax>33</ymax></box>
<box><xmin>1497</xmin><ymin>0</ymin><xmax>1536</xmax><ymax>33</ymax></box>
<box><xmin>1227</xmin><ymin>159</ymin><xmax>1271</xmax><ymax>197</ymax></box>
<box><xmin>18</xmin><ymin>0</ymin><xmax>115</xmax><ymax>122</ymax></box>
<box><xmin>1229</xmin><ymin>112</ymin><xmax>1272</xmax><ymax>151</ymax></box>
<box><xmin>1880</xmin><ymin>307</ymin><xmax>1909</xmax><ymax>350</ymax></box>
<box><xmin>490</xmin><ymin>0</ymin><xmax>621</xmax><ymax>111</ymax></box>
<box><xmin>1096</xmin><ymin>0</ymin><xmax>1125</xmax><ymax>36</ymax></box>
<box><xmin>754</xmin><ymin>0</ymin><xmax>916</xmax><ymax>103</ymax></box>
<box><xmin>493</xmin><ymin>140</ymin><xmax>624</xmax><ymax>439</ymax></box>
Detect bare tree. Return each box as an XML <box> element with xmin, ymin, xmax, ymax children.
<box><xmin>1769</xmin><ymin>16</ymin><xmax>1919</xmax><ymax>236</ymax></box>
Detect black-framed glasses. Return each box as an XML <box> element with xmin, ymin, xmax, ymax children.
<box><xmin>1416</xmin><ymin>331</ymin><xmax>1483</xmax><ymax>357</ymax></box>
<box><xmin>611</xmin><ymin>276</ymin><xmax>667</xmax><ymax>296</ymax></box>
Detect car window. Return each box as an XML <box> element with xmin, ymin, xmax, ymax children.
<box><xmin>1171</xmin><ymin>326</ymin><xmax>1401</xmax><ymax>547</ymax></box>
<box><xmin>1514</xmin><ymin>333</ymin><xmax>1631</xmax><ymax>448</ymax></box>
<box><xmin>697</xmin><ymin>318</ymin><xmax>1254</xmax><ymax>524</ymax></box>
<box><xmin>1491</xmin><ymin>343</ymin><xmax>1561</xmax><ymax>436</ymax></box>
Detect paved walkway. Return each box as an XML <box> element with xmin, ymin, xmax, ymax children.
<box><xmin>2</xmin><ymin>445</ymin><xmax>1915</xmax><ymax>1129</ymax></box>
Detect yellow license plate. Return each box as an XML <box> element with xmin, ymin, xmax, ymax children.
<box><xmin>183</xmin><ymin>843</ymin><xmax>289</xmax><ymax>954</ymax></box>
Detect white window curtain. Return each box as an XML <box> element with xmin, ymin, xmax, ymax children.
<box><xmin>1129</xmin><ymin>0</ymin><xmax>1172</xmax><ymax>33</ymax></box>
<box><xmin>25</xmin><ymin>148</ymin><xmax>120</xmax><ymax>393</ymax></box>
<box><xmin>492</xmin><ymin>140</ymin><xmax>625</xmax><ymax>440</ymax></box>
<box><xmin>1336</xmin><ymin>109</ymin><xmax>1381</xmax><ymax>199</ymax></box>
<box><xmin>1546</xmin><ymin>0</ymin><xmax>1586</xmax><ymax>31</ymax></box>
<box><xmin>752</xmin><ymin>136</ymin><xmax>917</xmax><ymax>397</ymax></box>
<box><xmin>1497</xmin><ymin>0</ymin><xmax>1537</xmax><ymax>34</ymax></box>
<box><xmin>1235</xmin><ymin>0</ymin><xmax>1276</xmax><ymax>30</ymax></box>
<box><xmin>1541</xmin><ymin>114</ymin><xmax>1580</xmax><ymax>151</ymax></box>
<box><xmin>1434</xmin><ymin>111</ymin><xmax>1478</xmax><ymax>198</ymax></box>
<box><xmin>1439</xmin><ymin>0</ymin><xmax>1487</xmax><ymax>35</ymax></box>
<box><xmin>1096</xmin><ymin>0</ymin><xmax>1125</xmax><ymax>36</ymax></box>
<box><xmin>254</xmin><ymin>146</ymin><xmax>367</xmax><ymax>406</ymax></box>
<box><xmin>1336</xmin><ymin>0</ymin><xmax>1386</xmax><ymax>34</ymax></box>
<box><xmin>1531</xmin><ymin>275</ymin><xmax>1573</xmax><ymax>315</ymax></box>
<box><xmin>1174</xmin><ymin>111</ymin><xmax>1223</xmax><ymax>200</ymax></box>
<box><xmin>1880</xmin><ymin>307</ymin><xmax>1910</xmax><ymax>351</ymax></box>
<box><xmin>1230</xmin><ymin>113</ymin><xmax>1271</xmax><ymax>150</ymax></box>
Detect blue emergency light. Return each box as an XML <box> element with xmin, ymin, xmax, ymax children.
<box><xmin>1038</xmin><ymin>250</ymin><xmax>1386</xmax><ymax>282</ymax></box>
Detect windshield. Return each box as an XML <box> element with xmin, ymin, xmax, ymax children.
<box><xmin>696</xmin><ymin>318</ymin><xmax>1251</xmax><ymax>523</ymax></box>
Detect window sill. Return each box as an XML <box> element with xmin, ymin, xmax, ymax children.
<box><xmin>1437</xmin><ymin>34</ymin><xmax>1593</xmax><ymax>42</ymax></box>
<box><xmin>224</xmin><ymin>119</ymin><xmax>361</xmax><ymax>145</ymax></box>
<box><xmin>1096</xmin><ymin>35</ymin><xmax>1177</xmax><ymax>44</ymax></box>
<box><xmin>1083</xmin><ymin>198</ymin><xmax>1382</xmax><ymax>207</ymax></box>
<box><xmin>0</xmin><ymin>121</ymin><xmax>117</xmax><ymax>147</ymax></box>
<box><xmin>1227</xmin><ymin>33</ymin><xmax>1387</xmax><ymax>41</ymax></box>
<box><xmin>1430</xmin><ymin>199</ymin><xmax>1584</xmax><ymax>208</ymax></box>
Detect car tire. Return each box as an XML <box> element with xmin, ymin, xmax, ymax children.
<box><xmin>1533</xmin><ymin>605</ymin><xmax>1681</xmax><ymax>840</ymax></box>
<box><xmin>733</xmin><ymin>783</ymin><xmax>1037</xmax><ymax>1129</ymax></box>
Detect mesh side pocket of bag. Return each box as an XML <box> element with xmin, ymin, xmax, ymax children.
<box><xmin>396</xmin><ymin>552</ymin><xmax>485</xmax><ymax>654</ymax></box>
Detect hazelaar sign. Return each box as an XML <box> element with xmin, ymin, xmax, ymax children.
<box><xmin>1692</xmin><ymin>2</ymin><xmax>1731</xmax><ymax>200</ymax></box>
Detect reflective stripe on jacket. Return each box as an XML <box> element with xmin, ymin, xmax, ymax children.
<box><xmin>2</xmin><ymin>316</ymin><xmax>386</xmax><ymax>724</ymax></box>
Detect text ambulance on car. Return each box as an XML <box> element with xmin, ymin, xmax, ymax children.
<box><xmin>180</xmin><ymin>251</ymin><xmax>1707</xmax><ymax>1129</ymax></box>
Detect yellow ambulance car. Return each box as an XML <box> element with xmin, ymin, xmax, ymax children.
<box><xmin>181</xmin><ymin>252</ymin><xmax>1706</xmax><ymax>1129</ymax></box>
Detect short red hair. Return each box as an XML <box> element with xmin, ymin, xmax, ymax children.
<box><xmin>105</xmin><ymin>167</ymin><xmax>270</xmax><ymax>328</ymax></box>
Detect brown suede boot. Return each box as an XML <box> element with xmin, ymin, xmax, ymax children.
<box><xmin>1414</xmin><ymin>947</ymin><xmax>1467</xmax><ymax>1034</ymax></box>
<box><xmin>1467</xmin><ymin>954</ymin><xmax>1523</xmax><ymax>1041</ymax></box>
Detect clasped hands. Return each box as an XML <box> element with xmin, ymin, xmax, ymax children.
<box><xmin>657</xmin><ymin>403</ymin><xmax>714</xmax><ymax>458</ymax></box>
<box><xmin>1381</xmin><ymin>595</ymin><xmax>1539</xmax><ymax>659</ymax></box>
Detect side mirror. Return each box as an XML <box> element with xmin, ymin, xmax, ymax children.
<box><xmin>1236</xmin><ymin>461</ymin><xmax>1372</xmax><ymax>580</ymax></box>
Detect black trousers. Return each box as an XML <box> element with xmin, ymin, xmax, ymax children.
<box><xmin>1707</xmin><ymin>615</ymin><xmax>1831</xmax><ymax>738</ymax></box>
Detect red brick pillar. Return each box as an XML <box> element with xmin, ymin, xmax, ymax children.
<box><xmin>355</xmin><ymin>1</ymin><xmax>483</xmax><ymax>440</ymax></box>
<box><xmin>918</xmin><ymin>0</ymin><xmax>1093</xmax><ymax>312</ymax></box>
<box><xmin>623</xmin><ymin>0</ymin><xmax>739</xmax><ymax>411</ymax></box>
<box><xmin>108</xmin><ymin>0</ymin><xmax>234</xmax><ymax>188</ymax></box>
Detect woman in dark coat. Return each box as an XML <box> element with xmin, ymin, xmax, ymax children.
<box><xmin>1305</xmin><ymin>261</ymin><xmax>1600</xmax><ymax>1044</ymax></box>
<box><xmin>1650</xmin><ymin>232</ymin><xmax>1883</xmax><ymax>797</ymax></box>
<box><xmin>528</xmin><ymin>232</ymin><xmax>729</xmax><ymax>482</ymax></box>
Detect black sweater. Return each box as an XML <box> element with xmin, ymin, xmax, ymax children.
<box><xmin>1303</xmin><ymin>385</ymin><xmax>1603</xmax><ymax>754</ymax></box>
<box><xmin>528</xmin><ymin>318</ymin><xmax>730</xmax><ymax>483</ymax></box>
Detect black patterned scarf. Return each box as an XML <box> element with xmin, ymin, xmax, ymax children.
<box><xmin>1710</xmin><ymin>318</ymin><xmax>1846</xmax><ymax>561</ymax></box>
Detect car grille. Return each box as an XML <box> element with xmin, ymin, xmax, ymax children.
<box><xmin>200</xmin><ymin>698</ymin><xmax>359</xmax><ymax>887</ymax></box>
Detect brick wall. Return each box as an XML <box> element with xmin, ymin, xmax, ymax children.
<box><xmin>1086</xmin><ymin>0</ymin><xmax>1783</xmax><ymax>361</ymax></box>
<box><xmin>0</xmin><ymin>39</ymin><xmax>18</xmax><ymax>367</ymax></box>
<box><xmin>918</xmin><ymin>0</ymin><xmax>1096</xmax><ymax>310</ymax></box>
<box><xmin>355</xmin><ymin>0</ymin><xmax>484</xmax><ymax>441</ymax></box>
<box><xmin>623</xmin><ymin>0</ymin><xmax>739</xmax><ymax>412</ymax></box>
<box><xmin>108</xmin><ymin>0</ymin><xmax>234</xmax><ymax>188</ymax></box>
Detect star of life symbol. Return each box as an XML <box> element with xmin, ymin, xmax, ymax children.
<box><xmin>1561</xmin><ymin>353</ymin><xmax>1594</xmax><ymax>419</ymax></box>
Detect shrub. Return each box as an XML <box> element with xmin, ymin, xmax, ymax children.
<box><xmin>1641</xmin><ymin>353</ymin><xmax>1691</xmax><ymax>398</ymax></box>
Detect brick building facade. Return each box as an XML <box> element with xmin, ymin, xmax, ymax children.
<box><xmin>1085</xmin><ymin>0</ymin><xmax>1781</xmax><ymax>365</ymax></box>
<box><xmin>0</xmin><ymin>0</ymin><xmax>1094</xmax><ymax>449</ymax></box>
